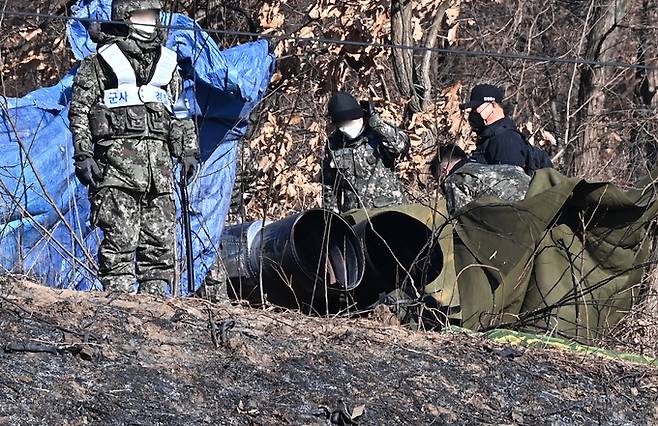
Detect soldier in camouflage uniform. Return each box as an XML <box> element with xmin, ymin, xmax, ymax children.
<box><xmin>431</xmin><ymin>144</ymin><xmax>530</xmax><ymax>214</ymax></box>
<box><xmin>322</xmin><ymin>91</ymin><xmax>410</xmax><ymax>213</ymax></box>
<box><xmin>69</xmin><ymin>0</ymin><xmax>199</xmax><ymax>295</ymax></box>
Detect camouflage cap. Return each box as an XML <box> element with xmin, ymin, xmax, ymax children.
<box><xmin>112</xmin><ymin>0</ymin><xmax>163</xmax><ymax>21</ymax></box>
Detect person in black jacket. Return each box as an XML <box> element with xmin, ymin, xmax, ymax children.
<box><xmin>460</xmin><ymin>84</ymin><xmax>536</xmax><ymax>169</ymax></box>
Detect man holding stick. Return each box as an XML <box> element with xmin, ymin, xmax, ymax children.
<box><xmin>69</xmin><ymin>0</ymin><xmax>199</xmax><ymax>295</ymax></box>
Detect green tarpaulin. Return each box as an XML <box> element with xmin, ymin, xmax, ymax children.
<box><xmin>347</xmin><ymin>168</ymin><xmax>658</xmax><ymax>343</ymax></box>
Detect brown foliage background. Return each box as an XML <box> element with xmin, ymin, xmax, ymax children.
<box><xmin>203</xmin><ymin>0</ymin><xmax>658</xmax><ymax>221</ymax></box>
<box><xmin>2</xmin><ymin>0</ymin><xmax>657</xmax><ymax>221</ymax></box>
<box><xmin>0</xmin><ymin>1</ymin><xmax>75</xmax><ymax>95</ymax></box>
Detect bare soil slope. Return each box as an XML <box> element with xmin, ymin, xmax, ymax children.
<box><xmin>0</xmin><ymin>279</ymin><xmax>657</xmax><ymax>425</ymax></box>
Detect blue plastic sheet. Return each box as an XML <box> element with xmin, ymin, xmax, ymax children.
<box><xmin>0</xmin><ymin>0</ymin><xmax>275</xmax><ymax>293</ymax></box>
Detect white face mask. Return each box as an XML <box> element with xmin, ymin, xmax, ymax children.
<box><xmin>129</xmin><ymin>12</ymin><xmax>158</xmax><ymax>35</ymax></box>
<box><xmin>338</xmin><ymin>118</ymin><xmax>365</xmax><ymax>140</ymax></box>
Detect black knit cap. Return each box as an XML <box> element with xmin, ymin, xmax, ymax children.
<box><xmin>327</xmin><ymin>91</ymin><xmax>364</xmax><ymax>124</ymax></box>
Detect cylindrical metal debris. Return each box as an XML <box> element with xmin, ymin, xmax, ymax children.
<box><xmin>351</xmin><ymin>211</ymin><xmax>443</xmax><ymax>308</ymax></box>
<box><xmin>222</xmin><ymin>209</ymin><xmax>365</xmax><ymax>313</ymax></box>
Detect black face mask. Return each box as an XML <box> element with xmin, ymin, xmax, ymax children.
<box><xmin>468</xmin><ymin>110</ymin><xmax>486</xmax><ymax>133</ymax></box>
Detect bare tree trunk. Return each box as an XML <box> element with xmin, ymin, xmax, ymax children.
<box><xmin>627</xmin><ymin>0</ymin><xmax>658</xmax><ymax>180</ymax></box>
<box><xmin>391</xmin><ymin>0</ymin><xmax>422</xmax><ymax>116</ymax></box>
<box><xmin>636</xmin><ymin>0</ymin><xmax>658</xmax><ymax>326</ymax></box>
<box><xmin>420</xmin><ymin>0</ymin><xmax>452</xmax><ymax>111</ymax></box>
<box><xmin>637</xmin><ymin>0</ymin><xmax>658</xmax><ymax>107</ymax></box>
<box><xmin>574</xmin><ymin>0</ymin><xmax>630</xmax><ymax>175</ymax></box>
<box><xmin>391</xmin><ymin>0</ymin><xmax>452</xmax><ymax>122</ymax></box>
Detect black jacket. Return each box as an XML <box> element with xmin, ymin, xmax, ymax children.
<box><xmin>471</xmin><ymin>117</ymin><xmax>529</xmax><ymax>168</ymax></box>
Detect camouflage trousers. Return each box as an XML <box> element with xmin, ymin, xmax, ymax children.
<box><xmin>92</xmin><ymin>186</ymin><xmax>176</xmax><ymax>295</ymax></box>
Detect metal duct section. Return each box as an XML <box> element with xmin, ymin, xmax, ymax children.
<box><xmin>222</xmin><ymin>209</ymin><xmax>364</xmax><ymax>313</ymax></box>
<box><xmin>352</xmin><ymin>211</ymin><xmax>443</xmax><ymax>309</ymax></box>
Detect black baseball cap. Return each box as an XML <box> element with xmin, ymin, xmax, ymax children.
<box><xmin>460</xmin><ymin>84</ymin><xmax>504</xmax><ymax>110</ymax></box>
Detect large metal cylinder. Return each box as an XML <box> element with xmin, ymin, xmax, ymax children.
<box><xmin>352</xmin><ymin>211</ymin><xmax>443</xmax><ymax>308</ymax></box>
<box><xmin>222</xmin><ymin>209</ymin><xmax>364</xmax><ymax>313</ymax></box>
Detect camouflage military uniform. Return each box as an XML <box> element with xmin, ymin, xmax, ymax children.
<box><xmin>69</xmin><ymin>32</ymin><xmax>198</xmax><ymax>295</ymax></box>
<box><xmin>442</xmin><ymin>161</ymin><xmax>530</xmax><ymax>214</ymax></box>
<box><xmin>322</xmin><ymin>113</ymin><xmax>410</xmax><ymax>212</ymax></box>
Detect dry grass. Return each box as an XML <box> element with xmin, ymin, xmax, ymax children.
<box><xmin>608</xmin><ymin>266</ymin><xmax>658</xmax><ymax>359</ymax></box>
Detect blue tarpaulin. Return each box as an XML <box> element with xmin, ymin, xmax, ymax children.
<box><xmin>0</xmin><ymin>0</ymin><xmax>275</xmax><ymax>293</ymax></box>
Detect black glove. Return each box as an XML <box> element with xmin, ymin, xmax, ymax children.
<box><xmin>180</xmin><ymin>153</ymin><xmax>199</xmax><ymax>182</ymax></box>
<box><xmin>74</xmin><ymin>156</ymin><xmax>101</xmax><ymax>188</ymax></box>
<box><xmin>360</xmin><ymin>100</ymin><xmax>376</xmax><ymax>118</ymax></box>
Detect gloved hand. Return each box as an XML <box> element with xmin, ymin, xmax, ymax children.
<box><xmin>359</xmin><ymin>100</ymin><xmax>376</xmax><ymax>118</ymax></box>
<box><xmin>180</xmin><ymin>153</ymin><xmax>199</xmax><ymax>182</ymax></box>
<box><xmin>74</xmin><ymin>155</ymin><xmax>101</xmax><ymax>188</ymax></box>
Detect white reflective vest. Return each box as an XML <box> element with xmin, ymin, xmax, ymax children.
<box><xmin>97</xmin><ymin>43</ymin><xmax>178</xmax><ymax>111</ymax></box>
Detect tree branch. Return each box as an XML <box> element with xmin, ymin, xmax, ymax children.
<box><xmin>420</xmin><ymin>0</ymin><xmax>451</xmax><ymax>111</ymax></box>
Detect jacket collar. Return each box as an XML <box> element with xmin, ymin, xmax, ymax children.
<box><xmin>447</xmin><ymin>158</ymin><xmax>471</xmax><ymax>176</ymax></box>
<box><xmin>478</xmin><ymin>116</ymin><xmax>517</xmax><ymax>140</ymax></box>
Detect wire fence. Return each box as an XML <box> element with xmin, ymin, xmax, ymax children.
<box><xmin>3</xmin><ymin>9</ymin><xmax>658</xmax><ymax>71</ymax></box>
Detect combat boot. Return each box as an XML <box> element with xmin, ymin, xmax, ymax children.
<box><xmin>102</xmin><ymin>276</ymin><xmax>137</xmax><ymax>294</ymax></box>
<box><xmin>139</xmin><ymin>279</ymin><xmax>168</xmax><ymax>296</ymax></box>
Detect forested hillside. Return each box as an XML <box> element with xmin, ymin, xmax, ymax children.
<box><xmin>3</xmin><ymin>0</ymin><xmax>657</xmax><ymax>218</ymax></box>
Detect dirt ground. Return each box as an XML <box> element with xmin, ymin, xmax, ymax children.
<box><xmin>0</xmin><ymin>278</ymin><xmax>657</xmax><ymax>426</ymax></box>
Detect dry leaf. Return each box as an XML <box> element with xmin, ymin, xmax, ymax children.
<box><xmin>445</xmin><ymin>3</ymin><xmax>462</xmax><ymax>26</ymax></box>
<box><xmin>540</xmin><ymin>129</ymin><xmax>557</xmax><ymax>146</ymax></box>
<box><xmin>351</xmin><ymin>404</ymin><xmax>365</xmax><ymax>420</ymax></box>
<box><xmin>298</xmin><ymin>26</ymin><xmax>315</xmax><ymax>38</ymax></box>
<box><xmin>447</xmin><ymin>24</ymin><xmax>459</xmax><ymax>45</ymax></box>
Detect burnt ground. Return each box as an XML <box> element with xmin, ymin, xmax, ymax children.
<box><xmin>0</xmin><ymin>279</ymin><xmax>656</xmax><ymax>425</ymax></box>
